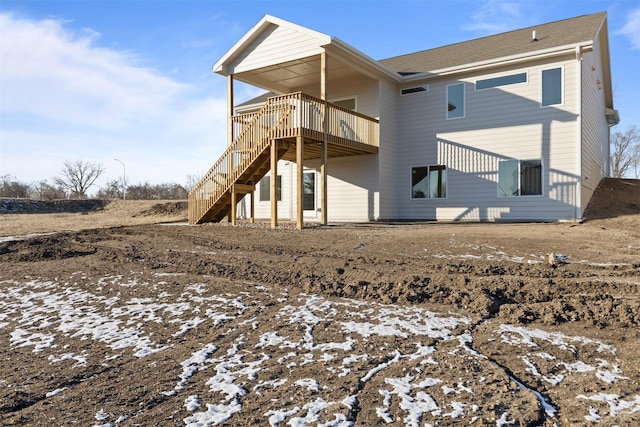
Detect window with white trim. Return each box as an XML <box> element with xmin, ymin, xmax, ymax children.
<box><xmin>476</xmin><ymin>73</ymin><xmax>527</xmax><ymax>90</ymax></box>
<box><xmin>498</xmin><ymin>159</ymin><xmax>542</xmax><ymax>197</ymax></box>
<box><xmin>401</xmin><ymin>85</ymin><xmax>429</xmax><ymax>95</ymax></box>
<box><xmin>447</xmin><ymin>83</ymin><xmax>465</xmax><ymax>119</ymax></box>
<box><xmin>259</xmin><ymin>175</ymin><xmax>282</xmax><ymax>201</ymax></box>
<box><xmin>331</xmin><ymin>97</ymin><xmax>356</xmax><ymax>111</ymax></box>
<box><xmin>541</xmin><ymin>68</ymin><xmax>562</xmax><ymax>106</ymax></box>
<box><xmin>411</xmin><ymin>165</ymin><xmax>447</xmax><ymax>199</ymax></box>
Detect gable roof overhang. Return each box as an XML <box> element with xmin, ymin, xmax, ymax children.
<box><xmin>212</xmin><ymin>14</ymin><xmax>400</xmax><ymax>95</ymax></box>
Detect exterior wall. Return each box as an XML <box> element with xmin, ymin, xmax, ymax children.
<box><xmin>377</xmin><ymin>79</ymin><xmax>398</xmax><ymax>220</ymax></box>
<box><xmin>580</xmin><ymin>38</ymin><xmax>611</xmax><ymax>216</ymax></box>
<box><xmin>394</xmin><ymin>56</ymin><xmax>581</xmax><ymax>221</ymax></box>
<box><xmin>297</xmin><ymin>75</ymin><xmax>379</xmax><ymax>119</ymax></box>
<box><xmin>248</xmin><ymin>156</ymin><xmax>378</xmax><ymax>222</ymax></box>
<box><xmin>248</xmin><ymin>162</ymin><xmax>295</xmax><ymax>220</ymax></box>
<box><xmin>231</xmin><ymin>24</ymin><xmax>323</xmax><ymax>73</ymax></box>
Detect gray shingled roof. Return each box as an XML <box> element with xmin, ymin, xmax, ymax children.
<box><xmin>378</xmin><ymin>12</ymin><xmax>606</xmax><ymax>74</ymax></box>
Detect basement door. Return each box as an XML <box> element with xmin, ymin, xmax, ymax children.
<box><xmin>303</xmin><ymin>172</ymin><xmax>316</xmax><ymax>218</ymax></box>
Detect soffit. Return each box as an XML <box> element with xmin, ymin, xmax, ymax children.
<box><xmin>232</xmin><ymin>54</ymin><xmax>360</xmax><ymax>93</ymax></box>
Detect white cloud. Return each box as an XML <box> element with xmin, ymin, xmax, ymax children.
<box><xmin>464</xmin><ymin>0</ymin><xmax>529</xmax><ymax>34</ymax></box>
<box><xmin>0</xmin><ymin>13</ymin><xmax>189</xmax><ymax>129</ymax></box>
<box><xmin>0</xmin><ymin>12</ymin><xmax>230</xmax><ymax>186</ymax></box>
<box><xmin>618</xmin><ymin>8</ymin><xmax>640</xmax><ymax>50</ymax></box>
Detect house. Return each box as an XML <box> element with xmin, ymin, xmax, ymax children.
<box><xmin>188</xmin><ymin>12</ymin><xmax>619</xmax><ymax>227</ymax></box>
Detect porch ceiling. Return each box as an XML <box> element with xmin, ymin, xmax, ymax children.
<box><xmin>232</xmin><ymin>54</ymin><xmax>361</xmax><ymax>93</ymax></box>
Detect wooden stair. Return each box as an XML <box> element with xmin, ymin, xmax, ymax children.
<box><xmin>188</xmin><ymin>98</ymin><xmax>295</xmax><ymax>224</ymax></box>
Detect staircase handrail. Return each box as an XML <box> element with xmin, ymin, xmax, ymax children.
<box><xmin>188</xmin><ymin>93</ymin><xmax>298</xmax><ymax>223</ymax></box>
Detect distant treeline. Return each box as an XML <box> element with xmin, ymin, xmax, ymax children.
<box><xmin>1</xmin><ymin>175</ymin><xmax>189</xmax><ymax>200</ymax></box>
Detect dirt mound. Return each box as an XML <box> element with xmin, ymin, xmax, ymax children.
<box><xmin>136</xmin><ymin>201</ymin><xmax>188</xmax><ymax>217</ymax></box>
<box><xmin>583</xmin><ymin>177</ymin><xmax>640</xmax><ymax>219</ymax></box>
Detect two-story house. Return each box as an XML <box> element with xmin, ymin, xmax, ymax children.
<box><xmin>188</xmin><ymin>12</ymin><xmax>619</xmax><ymax>228</ymax></box>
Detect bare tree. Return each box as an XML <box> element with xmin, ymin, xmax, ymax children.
<box><xmin>31</xmin><ymin>180</ymin><xmax>66</xmax><ymax>200</ymax></box>
<box><xmin>0</xmin><ymin>174</ymin><xmax>31</xmax><ymax>198</ymax></box>
<box><xmin>610</xmin><ymin>126</ymin><xmax>640</xmax><ymax>178</ymax></box>
<box><xmin>53</xmin><ymin>160</ymin><xmax>105</xmax><ymax>199</ymax></box>
<box><xmin>96</xmin><ymin>179</ymin><xmax>124</xmax><ymax>200</ymax></box>
<box><xmin>185</xmin><ymin>174</ymin><xmax>201</xmax><ymax>193</ymax></box>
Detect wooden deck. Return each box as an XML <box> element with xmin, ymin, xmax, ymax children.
<box><xmin>188</xmin><ymin>92</ymin><xmax>379</xmax><ymax>225</ymax></box>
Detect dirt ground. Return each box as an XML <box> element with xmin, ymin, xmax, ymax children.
<box><xmin>1</xmin><ymin>180</ymin><xmax>639</xmax><ymax>426</ymax></box>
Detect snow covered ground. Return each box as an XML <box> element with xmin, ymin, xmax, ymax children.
<box><xmin>2</xmin><ymin>271</ymin><xmax>638</xmax><ymax>427</ymax></box>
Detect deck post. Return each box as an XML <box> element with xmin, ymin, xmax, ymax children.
<box><xmin>230</xmin><ymin>186</ymin><xmax>237</xmax><ymax>226</ymax></box>
<box><xmin>227</xmin><ymin>75</ymin><xmax>234</xmax><ymax>223</ymax></box>
<box><xmin>250</xmin><ymin>191</ymin><xmax>255</xmax><ymax>224</ymax></box>
<box><xmin>270</xmin><ymin>140</ymin><xmax>278</xmax><ymax>229</ymax></box>
<box><xmin>296</xmin><ymin>135</ymin><xmax>304</xmax><ymax>230</ymax></box>
<box><xmin>320</xmin><ymin>52</ymin><xmax>328</xmax><ymax>225</ymax></box>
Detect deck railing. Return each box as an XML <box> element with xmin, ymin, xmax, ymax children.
<box><xmin>188</xmin><ymin>92</ymin><xmax>379</xmax><ymax>224</ymax></box>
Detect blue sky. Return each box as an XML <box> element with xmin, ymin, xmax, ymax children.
<box><xmin>1</xmin><ymin>0</ymin><xmax>639</xmax><ymax>192</ymax></box>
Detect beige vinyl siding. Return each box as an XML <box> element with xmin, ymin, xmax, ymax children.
<box><xmin>394</xmin><ymin>57</ymin><xmax>580</xmax><ymax>221</ymax></box>
<box><xmin>251</xmin><ymin>163</ymin><xmax>294</xmax><ymax>220</ymax></box>
<box><xmin>231</xmin><ymin>24</ymin><xmax>324</xmax><ymax>73</ymax></box>
<box><xmin>378</xmin><ymin>80</ymin><xmax>397</xmax><ymax>220</ymax></box>
<box><xmin>297</xmin><ymin>75</ymin><xmax>379</xmax><ymax>119</ymax></box>
<box><xmin>308</xmin><ymin>156</ymin><xmax>379</xmax><ymax>221</ymax></box>
<box><xmin>250</xmin><ymin>157</ymin><xmax>378</xmax><ymax>222</ymax></box>
<box><xmin>580</xmin><ymin>41</ymin><xmax>610</xmax><ymax>215</ymax></box>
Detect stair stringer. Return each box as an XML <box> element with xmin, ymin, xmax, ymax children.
<box><xmin>189</xmin><ymin>99</ymin><xmax>296</xmax><ymax>224</ymax></box>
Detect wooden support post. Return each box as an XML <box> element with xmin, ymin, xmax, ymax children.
<box><xmin>320</xmin><ymin>52</ymin><xmax>328</xmax><ymax>225</ymax></box>
<box><xmin>227</xmin><ymin>75</ymin><xmax>234</xmax><ymax>146</ymax></box>
<box><xmin>296</xmin><ymin>136</ymin><xmax>304</xmax><ymax>230</ymax></box>
<box><xmin>230</xmin><ymin>186</ymin><xmax>237</xmax><ymax>226</ymax></box>
<box><xmin>227</xmin><ymin>75</ymin><xmax>234</xmax><ymax>223</ymax></box>
<box><xmin>250</xmin><ymin>191</ymin><xmax>255</xmax><ymax>224</ymax></box>
<box><xmin>270</xmin><ymin>140</ymin><xmax>278</xmax><ymax>229</ymax></box>
<box><xmin>321</xmin><ymin>141</ymin><xmax>327</xmax><ymax>225</ymax></box>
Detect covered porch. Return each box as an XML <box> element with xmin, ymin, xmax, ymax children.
<box><xmin>188</xmin><ymin>14</ymin><xmax>388</xmax><ymax>228</ymax></box>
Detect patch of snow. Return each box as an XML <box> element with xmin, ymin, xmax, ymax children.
<box><xmin>185</xmin><ymin>395</ymin><xmax>201</xmax><ymax>411</ymax></box>
<box><xmin>576</xmin><ymin>393</ymin><xmax>640</xmax><ymax>417</ymax></box>
<box><xmin>295</xmin><ymin>378</ymin><xmax>320</xmax><ymax>392</ymax></box>
<box><xmin>46</xmin><ymin>387</ymin><xmax>67</xmax><ymax>397</ymax></box>
<box><xmin>264</xmin><ymin>406</ymin><xmax>300</xmax><ymax>426</ymax></box>
<box><xmin>183</xmin><ymin>401</ymin><xmax>242</xmax><ymax>426</ymax></box>
<box><xmin>175</xmin><ymin>343</ymin><xmax>218</xmax><ymax>390</ymax></box>
<box><xmin>496</xmin><ymin>412</ymin><xmax>515</xmax><ymax>426</ymax></box>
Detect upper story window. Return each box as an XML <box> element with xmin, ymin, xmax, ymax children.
<box><xmin>332</xmin><ymin>97</ymin><xmax>356</xmax><ymax>111</ymax></box>
<box><xmin>541</xmin><ymin>67</ymin><xmax>562</xmax><ymax>106</ymax></box>
<box><xmin>476</xmin><ymin>73</ymin><xmax>527</xmax><ymax>90</ymax></box>
<box><xmin>401</xmin><ymin>85</ymin><xmax>429</xmax><ymax>95</ymax></box>
<box><xmin>447</xmin><ymin>83</ymin><xmax>465</xmax><ymax>119</ymax></box>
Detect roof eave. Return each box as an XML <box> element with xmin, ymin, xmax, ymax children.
<box><xmin>326</xmin><ymin>37</ymin><xmax>403</xmax><ymax>82</ymax></box>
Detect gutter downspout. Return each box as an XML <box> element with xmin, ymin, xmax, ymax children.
<box><xmin>575</xmin><ymin>46</ymin><xmax>583</xmax><ymax>220</ymax></box>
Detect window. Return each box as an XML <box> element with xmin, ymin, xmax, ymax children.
<box><xmin>498</xmin><ymin>159</ymin><xmax>542</xmax><ymax>197</ymax></box>
<box><xmin>259</xmin><ymin>175</ymin><xmax>281</xmax><ymax>201</ymax></box>
<box><xmin>476</xmin><ymin>73</ymin><xmax>527</xmax><ymax>90</ymax></box>
<box><xmin>541</xmin><ymin>68</ymin><xmax>562</xmax><ymax>106</ymax></box>
<box><xmin>332</xmin><ymin>97</ymin><xmax>356</xmax><ymax>111</ymax></box>
<box><xmin>401</xmin><ymin>85</ymin><xmax>429</xmax><ymax>95</ymax></box>
<box><xmin>447</xmin><ymin>83</ymin><xmax>465</xmax><ymax>119</ymax></box>
<box><xmin>412</xmin><ymin>165</ymin><xmax>447</xmax><ymax>199</ymax></box>
<box><xmin>303</xmin><ymin>172</ymin><xmax>315</xmax><ymax>210</ymax></box>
